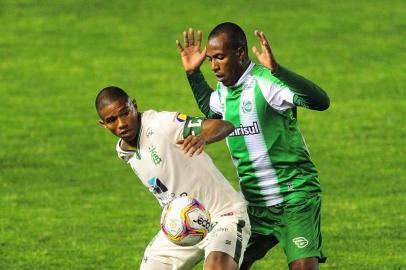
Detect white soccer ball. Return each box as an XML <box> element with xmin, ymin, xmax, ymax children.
<box><xmin>161</xmin><ymin>196</ymin><xmax>211</xmax><ymax>246</ymax></box>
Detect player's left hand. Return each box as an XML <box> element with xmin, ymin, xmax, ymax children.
<box><xmin>176</xmin><ymin>135</ymin><xmax>206</xmax><ymax>157</ymax></box>
<box><xmin>252</xmin><ymin>30</ymin><xmax>279</xmax><ymax>73</ymax></box>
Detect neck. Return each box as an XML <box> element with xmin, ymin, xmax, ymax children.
<box><xmin>121</xmin><ymin>113</ymin><xmax>141</xmax><ymax>150</ymax></box>
<box><xmin>229</xmin><ymin>60</ymin><xmax>251</xmax><ymax>87</ymax></box>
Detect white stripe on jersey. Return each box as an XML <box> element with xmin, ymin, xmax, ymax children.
<box><xmin>257</xmin><ymin>77</ymin><xmax>295</xmax><ymax>111</ymax></box>
<box><xmin>209</xmin><ymin>91</ymin><xmax>222</xmax><ymax>115</ymax></box>
<box><xmin>239</xmin><ymin>75</ymin><xmax>283</xmax><ymax>206</ymax></box>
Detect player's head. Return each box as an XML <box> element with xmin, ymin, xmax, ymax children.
<box><xmin>206</xmin><ymin>22</ymin><xmax>250</xmax><ymax>86</ymax></box>
<box><xmin>96</xmin><ymin>86</ymin><xmax>139</xmax><ymax>143</ymax></box>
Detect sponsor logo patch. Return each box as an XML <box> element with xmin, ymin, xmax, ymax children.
<box><xmin>149</xmin><ymin>145</ymin><xmax>162</xmax><ymax>165</ymax></box>
<box><xmin>147</xmin><ymin>177</ymin><xmax>168</xmax><ymax>194</ymax></box>
<box><xmin>229</xmin><ymin>121</ymin><xmax>260</xmax><ymax>137</ymax></box>
<box><xmin>175</xmin><ymin>113</ymin><xmax>189</xmax><ymax>123</ymax></box>
<box><xmin>292</xmin><ymin>237</ymin><xmax>309</xmax><ymax>248</ymax></box>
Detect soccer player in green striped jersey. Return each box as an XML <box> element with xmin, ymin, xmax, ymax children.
<box><xmin>176</xmin><ymin>23</ymin><xmax>329</xmax><ymax>270</ymax></box>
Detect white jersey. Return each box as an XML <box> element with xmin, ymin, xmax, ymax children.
<box><xmin>116</xmin><ymin>110</ymin><xmax>247</xmax><ymax>220</ymax></box>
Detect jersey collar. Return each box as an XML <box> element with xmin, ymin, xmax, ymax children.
<box><xmin>230</xmin><ymin>61</ymin><xmax>255</xmax><ymax>88</ymax></box>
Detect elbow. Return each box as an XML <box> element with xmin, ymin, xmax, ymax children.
<box><xmin>317</xmin><ymin>96</ymin><xmax>330</xmax><ymax>111</ymax></box>
<box><xmin>322</xmin><ymin>96</ymin><xmax>330</xmax><ymax>111</ymax></box>
<box><xmin>225</xmin><ymin>121</ymin><xmax>235</xmax><ymax>135</ymax></box>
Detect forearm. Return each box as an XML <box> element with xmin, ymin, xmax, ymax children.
<box><xmin>187</xmin><ymin>70</ymin><xmax>221</xmax><ymax>118</ymax></box>
<box><xmin>273</xmin><ymin>65</ymin><xmax>330</xmax><ymax>111</ymax></box>
<box><xmin>201</xmin><ymin>119</ymin><xmax>234</xmax><ymax>144</ymax></box>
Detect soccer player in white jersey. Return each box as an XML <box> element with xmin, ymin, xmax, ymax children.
<box><xmin>95</xmin><ymin>86</ymin><xmax>250</xmax><ymax>270</ymax></box>
<box><xmin>176</xmin><ymin>23</ymin><xmax>330</xmax><ymax>270</ymax></box>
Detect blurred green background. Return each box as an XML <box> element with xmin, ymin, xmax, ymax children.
<box><xmin>0</xmin><ymin>0</ymin><xmax>405</xmax><ymax>269</ymax></box>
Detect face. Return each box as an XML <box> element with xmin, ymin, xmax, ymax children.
<box><xmin>206</xmin><ymin>33</ymin><xmax>247</xmax><ymax>86</ymax></box>
<box><xmin>98</xmin><ymin>98</ymin><xmax>139</xmax><ymax>143</ymax></box>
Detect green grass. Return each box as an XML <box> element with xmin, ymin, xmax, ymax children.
<box><xmin>1</xmin><ymin>0</ymin><xmax>405</xmax><ymax>269</ymax></box>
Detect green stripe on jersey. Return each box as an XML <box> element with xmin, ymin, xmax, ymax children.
<box><xmin>224</xmin><ymin>87</ymin><xmax>258</xmax><ymax>201</ymax></box>
<box><xmin>220</xmin><ymin>64</ymin><xmax>321</xmax><ymax>207</ymax></box>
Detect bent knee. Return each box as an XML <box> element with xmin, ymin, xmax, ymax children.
<box><xmin>204</xmin><ymin>251</ymin><xmax>238</xmax><ymax>270</ymax></box>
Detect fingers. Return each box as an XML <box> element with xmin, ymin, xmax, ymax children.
<box><xmin>188</xmin><ymin>28</ymin><xmax>195</xmax><ymax>46</ymax></box>
<box><xmin>195</xmin><ymin>144</ymin><xmax>204</xmax><ymax>156</ymax></box>
<box><xmin>252</xmin><ymin>46</ymin><xmax>260</xmax><ymax>57</ymax></box>
<box><xmin>260</xmin><ymin>31</ymin><xmax>270</xmax><ymax>46</ymax></box>
<box><xmin>176</xmin><ymin>39</ymin><xmax>183</xmax><ymax>53</ymax></box>
<box><xmin>254</xmin><ymin>30</ymin><xmax>262</xmax><ymax>43</ymax></box>
<box><xmin>179</xmin><ymin>135</ymin><xmax>206</xmax><ymax>157</ymax></box>
<box><xmin>254</xmin><ymin>30</ymin><xmax>269</xmax><ymax>48</ymax></box>
<box><xmin>183</xmin><ymin>31</ymin><xmax>189</xmax><ymax>47</ymax></box>
<box><xmin>197</xmin><ymin>30</ymin><xmax>202</xmax><ymax>49</ymax></box>
<box><xmin>180</xmin><ymin>28</ymin><xmax>202</xmax><ymax>49</ymax></box>
<box><xmin>183</xmin><ymin>136</ymin><xmax>200</xmax><ymax>155</ymax></box>
<box><xmin>187</xmin><ymin>142</ymin><xmax>205</xmax><ymax>157</ymax></box>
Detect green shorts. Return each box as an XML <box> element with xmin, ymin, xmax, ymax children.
<box><xmin>243</xmin><ymin>194</ymin><xmax>327</xmax><ymax>265</ymax></box>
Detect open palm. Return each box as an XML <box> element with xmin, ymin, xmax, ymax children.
<box><xmin>176</xmin><ymin>28</ymin><xmax>207</xmax><ymax>75</ymax></box>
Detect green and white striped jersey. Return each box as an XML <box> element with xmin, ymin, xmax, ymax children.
<box><xmin>208</xmin><ymin>63</ymin><xmax>321</xmax><ymax>207</ymax></box>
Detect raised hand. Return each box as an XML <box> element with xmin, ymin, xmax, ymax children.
<box><xmin>252</xmin><ymin>30</ymin><xmax>279</xmax><ymax>73</ymax></box>
<box><xmin>176</xmin><ymin>28</ymin><xmax>207</xmax><ymax>75</ymax></box>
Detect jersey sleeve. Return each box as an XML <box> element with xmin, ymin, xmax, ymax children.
<box><xmin>273</xmin><ymin>65</ymin><xmax>330</xmax><ymax>111</ymax></box>
<box><xmin>257</xmin><ymin>72</ymin><xmax>296</xmax><ymax>111</ymax></box>
<box><xmin>209</xmin><ymin>91</ymin><xmax>223</xmax><ymax>116</ymax></box>
<box><xmin>187</xmin><ymin>70</ymin><xmax>222</xmax><ymax>119</ymax></box>
<box><xmin>154</xmin><ymin>111</ymin><xmax>205</xmax><ymax>142</ymax></box>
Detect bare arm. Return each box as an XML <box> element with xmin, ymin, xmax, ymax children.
<box><xmin>176</xmin><ymin>119</ymin><xmax>234</xmax><ymax>157</ymax></box>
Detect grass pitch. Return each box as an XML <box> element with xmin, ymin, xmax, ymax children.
<box><xmin>1</xmin><ymin>1</ymin><xmax>405</xmax><ymax>269</ymax></box>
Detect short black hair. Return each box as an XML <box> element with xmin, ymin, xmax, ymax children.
<box><xmin>208</xmin><ymin>22</ymin><xmax>247</xmax><ymax>51</ymax></box>
<box><xmin>95</xmin><ymin>86</ymin><xmax>129</xmax><ymax>115</ymax></box>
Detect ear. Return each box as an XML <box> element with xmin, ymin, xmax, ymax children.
<box><xmin>238</xmin><ymin>46</ymin><xmax>247</xmax><ymax>61</ymax></box>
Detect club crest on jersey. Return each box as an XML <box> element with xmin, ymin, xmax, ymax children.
<box><xmin>229</xmin><ymin>121</ymin><xmax>260</xmax><ymax>137</ymax></box>
<box><xmin>242</xmin><ymin>100</ymin><xmax>253</xmax><ymax>113</ymax></box>
<box><xmin>146</xmin><ymin>127</ymin><xmax>153</xmax><ymax>138</ymax></box>
<box><xmin>175</xmin><ymin>113</ymin><xmax>189</xmax><ymax>123</ymax></box>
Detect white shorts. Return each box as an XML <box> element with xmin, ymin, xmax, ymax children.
<box><xmin>140</xmin><ymin>213</ymin><xmax>251</xmax><ymax>270</ymax></box>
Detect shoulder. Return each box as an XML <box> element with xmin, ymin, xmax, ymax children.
<box><xmin>142</xmin><ymin>110</ymin><xmax>176</xmax><ymax>126</ymax></box>
<box><xmin>145</xmin><ymin>110</ymin><xmax>188</xmax><ymax>124</ymax></box>
<box><xmin>144</xmin><ymin>110</ymin><xmax>190</xmax><ymax>135</ymax></box>
<box><xmin>251</xmin><ymin>64</ymin><xmax>287</xmax><ymax>89</ymax></box>
<box><xmin>251</xmin><ymin>64</ymin><xmax>281</xmax><ymax>82</ymax></box>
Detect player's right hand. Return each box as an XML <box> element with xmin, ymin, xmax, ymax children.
<box><xmin>176</xmin><ymin>28</ymin><xmax>207</xmax><ymax>75</ymax></box>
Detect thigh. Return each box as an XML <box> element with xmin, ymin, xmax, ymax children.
<box><xmin>140</xmin><ymin>257</ymin><xmax>173</xmax><ymax>270</ymax></box>
<box><xmin>242</xmin><ymin>205</ymin><xmax>280</xmax><ymax>264</ymax></box>
<box><xmin>200</xmin><ymin>215</ymin><xmax>251</xmax><ymax>268</ymax></box>
<box><xmin>281</xmin><ymin>195</ymin><xmax>327</xmax><ymax>264</ymax></box>
<box><xmin>142</xmin><ymin>231</ymin><xmax>204</xmax><ymax>270</ymax></box>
